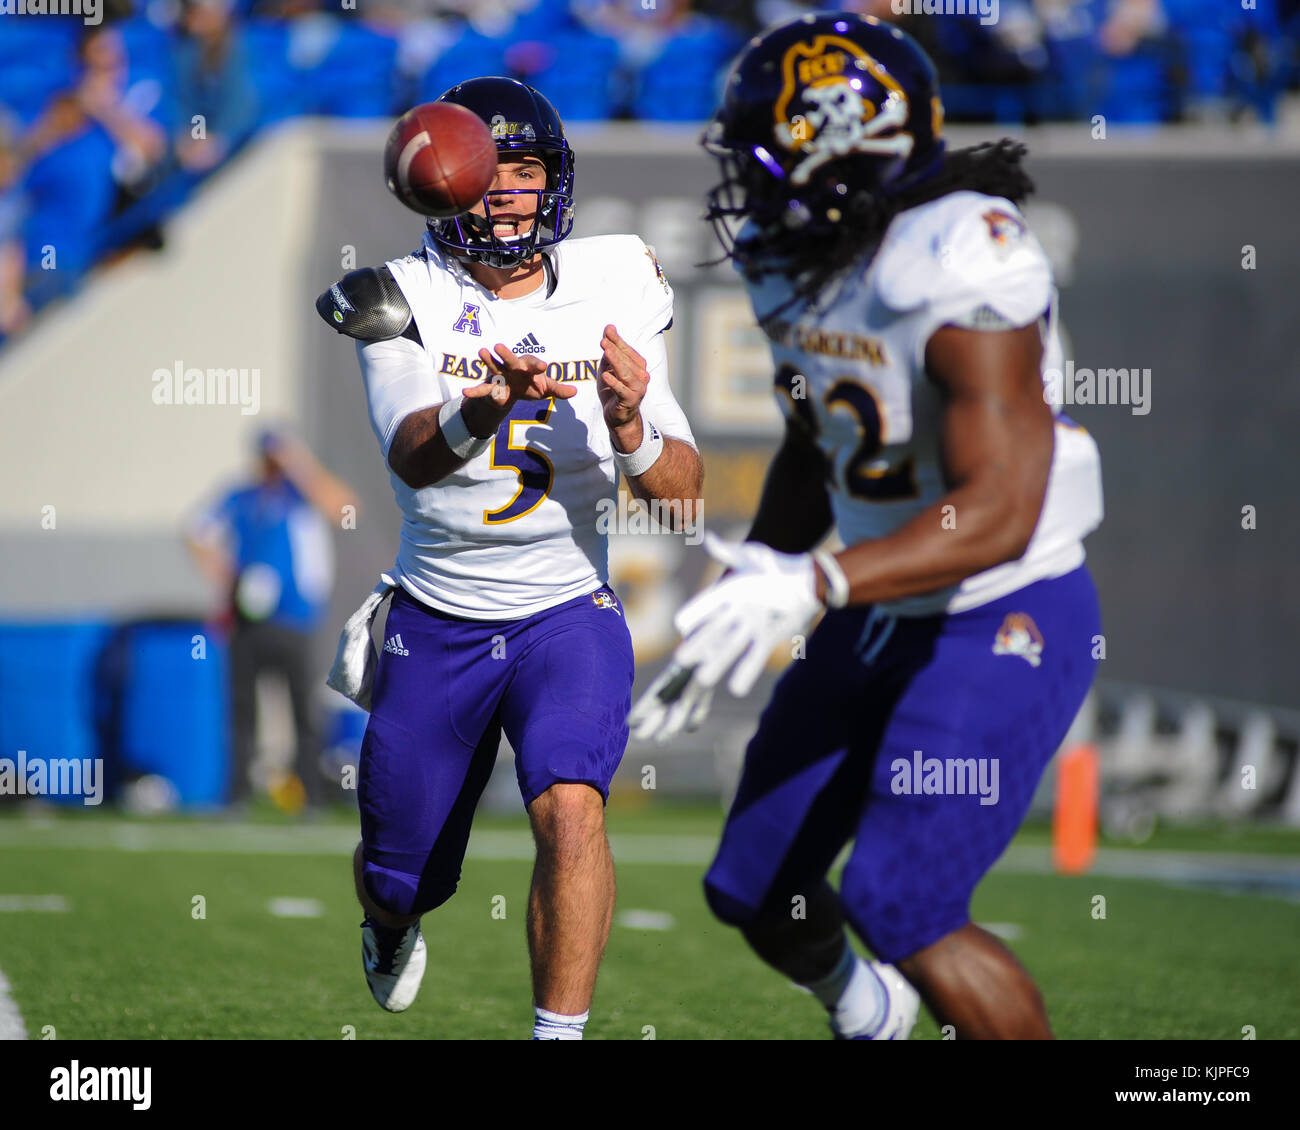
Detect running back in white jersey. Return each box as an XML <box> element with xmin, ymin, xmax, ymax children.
<box><xmin>745</xmin><ymin>190</ymin><xmax>1103</xmax><ymax>616</ymax></box>
<box><xmin>357</xmin><ymin>233</ymin><xmax>695</xmax><ymax>619</ymax></box>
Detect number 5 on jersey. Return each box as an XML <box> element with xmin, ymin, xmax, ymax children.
<box><xmin>483</xmin><ymin>399</ymin><xmax>555</xmax><ymax>524</ymax></box>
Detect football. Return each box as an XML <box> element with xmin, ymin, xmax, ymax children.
<box><xmin>383</xmin><ymin>102</ymin><xmax>498</xmax><ymax>218</ymax></box>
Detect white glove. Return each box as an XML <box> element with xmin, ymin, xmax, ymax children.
<box><xmin>628</xmin><ymin>662</ymin><xmax>714</xmax><ymax>745</ymax></box>
<box><xmin>628</xmin><ymin>533</ymin><xmax>823</xmax><ymax>743</ymax></box>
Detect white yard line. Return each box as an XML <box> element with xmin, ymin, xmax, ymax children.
<box><xmin>0</xmin><ymin>968</ymin><xmax>27</xmax><ymax>1041</ymax></box>
<box><xmin>0</xmin><ymin>895</ymin><xmax>69</xmax><ymax>912</ymax></box>
<box><xmin>0</xmin><ymin>820</ymin><xmax>722</xmax><ymax>863</ymax></box>
<box><xmin>616</xmin><ymin>909</ymin><xmax>676</xmax><ymax>930</ymax></box>
<box><xmin>267</xmin><ymin>897</ymin><xmax>325</xmax><ymax>918</ymax></box>
<box><xmin>997</xmin><ymin>844</ymin><xmax>1300</xmax><ymax>882</ymax></box>
<box><xmin>0</xmin><ymin>820</ymin><xmax>1296</xmax><ymax>894</ymax></box>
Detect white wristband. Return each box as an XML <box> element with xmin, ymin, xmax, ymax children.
<box><xmin>812</xmin><ymin>549</ymin><xmax>850</xmax><ymax>609</ymax></box>
<box><xmin>438</xmin><ymin>395</ymin><xmax>494</xmax><ymax>461</ymax></box>
<box><xmin>612</xmin><ymin>419</ymin><xmax>665</xmax><ymax>479</ymax></box>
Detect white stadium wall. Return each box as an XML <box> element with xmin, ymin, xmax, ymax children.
<box><xmin>0</xmin><ymin>124</ymin><xmax>321</xmax><ymax>616</ymax></box>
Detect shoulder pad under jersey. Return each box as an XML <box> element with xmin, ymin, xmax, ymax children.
<box><xmin>316</xmin><ymin>266</ymin><xmax>421</xmax><ymax>344</ymax></box>
<box><xmin>873</xmin><ymin>192</ymin><xmax>1051</xmax><ymax>328</ymax></box>
<box><xmin>553</xmin><ymin>233</ymin><xmax>674</xmax><ymax>337</ymax></box>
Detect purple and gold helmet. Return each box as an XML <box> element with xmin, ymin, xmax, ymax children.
<box><xmin>429</xmin><ymin>76</ymin><xmax>576</xmax><ymax>270</ymax></box>
<box><xmin>703</xmin><ymin>13</ymin><xmax>945</xmax><ymax>275</ymax></box>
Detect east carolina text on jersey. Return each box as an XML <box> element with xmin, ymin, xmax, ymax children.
<box><xmin>437</xmin><ymin>354</ymin><xmax>602</xmax><ymax>382</ymax></box>
<box><xmin>761</xmin><ymin>320</ymin><xmax>888</xmax><ymax>366</ymax></box>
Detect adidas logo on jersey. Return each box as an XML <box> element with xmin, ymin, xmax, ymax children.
<box><xmin>513</xmin><ymin>333</ymin><xmax>545</xmax><ymax>355</ymax></box>
<box><xmin>383</xmin><ymin>634</ymin><xmax>409</xmax><ymax>657</ymax></box>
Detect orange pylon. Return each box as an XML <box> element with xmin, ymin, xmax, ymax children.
<box><xmin>1052</xmin><ymin>744</ymin><xmax>1099</xmax><ymax>874</ymax></box>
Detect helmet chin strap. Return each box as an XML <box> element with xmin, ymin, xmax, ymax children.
<box><xmin>454</xmin><ymin>201</ymin><xmax>541</xmax><ymax>268</ymax></box>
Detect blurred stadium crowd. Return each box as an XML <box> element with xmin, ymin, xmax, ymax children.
<box><xmin>0</xmin><ymin>0</ymin><xmax>1295</xmax><ymax>345</ymax></box>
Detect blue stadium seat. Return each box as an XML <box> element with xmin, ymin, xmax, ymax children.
<box><xmin>243</xmin><ymin>19</ymin><xmax>312</xmax><ymax>126</ymax></box>
<box><xmin>419</xmin><ymin>29</ymin><xmax>510</xmax><ymax>102</ymax></box>
<box><xmin>1163</xmin><ymin>0</ymin><xmax>1242</xmax><ymax>100</ymax></box>
<box><xmin>1100</xmin><ymin>42</ymin><xmax>1178</xmax><ymax>122</ymax></box>
<box><xmin>1042</xmin><ymin>29</ymin><xmax>1100</xmax><ymax>119</ymax></box>
<box><xmin>0</xmin><ymin>19</ymin><xmax>78</xmax><ymax>68</ymax></box>
<box><xmin>1183</xmin><ymin>28</ymin><xmax>1233</xmax><ymax>99</ymax></box>
<box><xmin>1227</xmin><ymin>0</ymin><xmax>1281</xmax><ymax>36</ymax></box>
<box><xmin>0</xmin><ymin>64</ymin><xmax>72</xmax><ymax>127</ymax></box>
<box><xmin>523</xmin><ymin>30</ymin><xmax>620</xmax><ymax>122</ymax></box>
<box><xmin>1166</xmin><ymin>0</ymin><xmax>1232</xmax><ymax>27</ymax></box>
<box><xmin>0</xmin><ymin>24</ymin><xmax>77</xmax><ymax>125</ymax></box>
<box><xmin>942</xmin><ymin>84</ymin><xmax>1032</xmax><ymax>125</ymax></box>
<box><xmin>633</xmin><ymin>21</ymin><xmax>743</xmax><ymax>122</ymax></box>
<box><xmin>117</xmin><ymin>15</ymin><xmax>176</xmax><ymax>87</ymax></box>
<box><xmin>0</xmin><ymin>622</ymin><xmax>112</xmax><ymax>807</ymax></box>
<box><xmin>928</xmin><ymin>15</ymin><xmax>1038</xmax><ymax>123</ymax></box>
<box><xmin>312</xmin><ymin>22</ymin><xmax>400</xmax><ymax>118</ymax></box>
<box><xmin>509</xmin><ymin>0</ymin><xmax>580</xmax><ymax>41</ymax></box>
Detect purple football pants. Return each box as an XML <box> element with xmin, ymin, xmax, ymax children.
<box><xmin>359</xmin><ymin>584</ymin><xmax>633</xmax><ymax>917</ymax></box>
<box><xmin>704</xmin><ymin>565</ymin><xmax>1102</xmax><ymax>963</ymax></box>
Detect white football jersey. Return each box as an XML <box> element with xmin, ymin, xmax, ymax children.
<box><xmin>745</xmin><ymin>190</ymin><xmax>1103</xmax><ymax>616</ymax></box>
<box><xmin>357</xmin><ymin>232</ymin><xmax>694</xmax><ymax>619</ymax></box>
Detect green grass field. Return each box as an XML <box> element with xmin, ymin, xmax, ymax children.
<box><xmin>0</xmin><ymin>799</ymin><xmax>1297</xmax><ymax>1040</ymax></box>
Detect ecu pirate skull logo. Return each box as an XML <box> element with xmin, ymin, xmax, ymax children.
<box><xmin>992</xmin><ymin>613</ymin><xmax>1045</xmax><ymax>668</ymax></box>
<box><xmin>773</xmin><ymin>35</ymin><xmax>917</xmax><ymax>186</ymax></box>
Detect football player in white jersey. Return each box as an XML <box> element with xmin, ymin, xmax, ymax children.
<box><xmin>632</xmin><ymin>15</ymin><xmax>1103</xmax><ymax>1039</ymax></box>
<box><xmin>318</xmin><ymin>77</ymin><xmax>702</xmax><ymax>1038</ymax></box>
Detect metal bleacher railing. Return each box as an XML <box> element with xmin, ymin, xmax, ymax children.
<box><xmin>1057</xmin><ymin>681</ymin><xmax>1300</xmax><ymax>834</ymax></box>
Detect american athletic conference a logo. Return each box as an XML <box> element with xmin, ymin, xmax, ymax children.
<box><xmin>452</xmin><ymin>302</ymin><xmax>482</xmax><ymax>336</ymax></box>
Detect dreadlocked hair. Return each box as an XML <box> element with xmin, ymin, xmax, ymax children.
<box><xmin>894</xmin><ymin>138</ymin><xmax>1035</xmax><ymax>213</ymax></box>
<box><xmin>754</xmin><ymin>139</ymin><xmax>1035</xmax><ymax>331</ymax></box>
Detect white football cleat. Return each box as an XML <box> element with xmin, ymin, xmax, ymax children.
<box><xmin>361</xmin><ymin>917</ymin><xmax>426</xmax><ymax>1013</ymax></box>
<box><xmin>833</xmin><ymin>961</ymin><xmax>921</xmax><ymax>1040</ymax></box>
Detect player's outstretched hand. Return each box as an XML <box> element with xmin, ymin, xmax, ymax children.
<box><xmin>467</xmin><ymin>343</ymin><xmax>578</xmax><ymax>406</ymax></box>
<box><xmin>628</xmin><ymin>532</ymin><xmax>824</xmax><ymax>743</ymax></box>
<box><xmin>598</xmin><ymin>324</ymin><xmax>647</xmax><ymax>429</ymax></box>
<box><xmin>628</xmin><ymin>662</ymin><xmax>714</xmax><ymax>745</ymax></box>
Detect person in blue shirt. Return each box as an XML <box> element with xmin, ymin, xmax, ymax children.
<box><xmin>174</xmin><ymin>0</ymin><xmax>260</xmax><ymax>173</ymax></box>
<box><xmin>186</xmin><ymin>429</ymin><xmax>358</xmax><ymax>809</ymax></box>
<box><xmin>18</xmin><ymin>25</ymin><xmax>167</xmax><ymax>296</ymax></box>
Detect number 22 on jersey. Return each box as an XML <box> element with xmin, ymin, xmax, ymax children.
<box><xmin>775</xmin><ymin>364</ymin><xmax>917</xmax><ymax>502</ymax></box>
